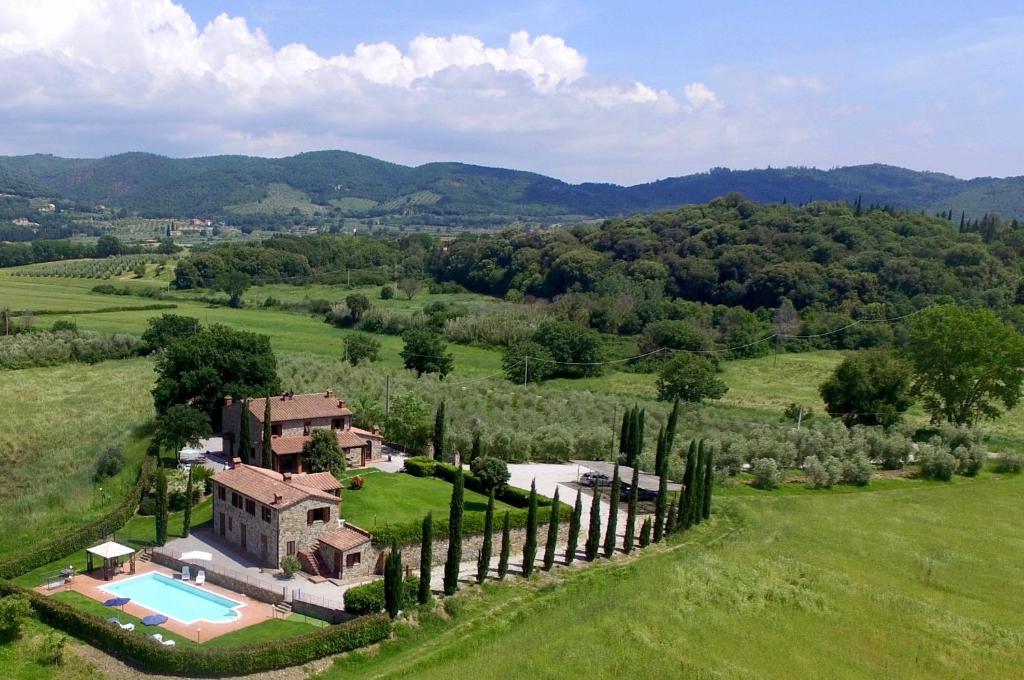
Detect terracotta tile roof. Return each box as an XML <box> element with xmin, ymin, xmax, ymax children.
<box><xmin>318</xmin><ymin>524</ymin><xmax>372</xmax><ymax>552</ymax></box>
<box><xmin>248</xmin><ymin>392</ymin><xmax>353</xmax><ymax>423</ymax></box>
<box><xmin>291</xmin><ymin>471</ymin><xmax>342</xmax><ymax>492</ymax></box>
<box><xmin>269</xmin><ymin>430</ymin><xmax>367</xmax><ymax>455</ymax></box>
<box><xmin>350</xmin><ymin>426</ymin><xmax>382</xmax><ymax>441</ymax></box>
<box><xmin>212</xmin><ymin>464</ymin><xmax>340</xmax><ymax>509</ymax></box>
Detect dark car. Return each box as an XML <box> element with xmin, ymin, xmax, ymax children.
<box><xmin>579</xmin><ymin>471</ymin><xmax>612</xmax><ymax>487</ymax></box>
<box><xmin>619</xmin><ymin>483</ymin><xmax>658</xmax><ymax>502</ymax></box>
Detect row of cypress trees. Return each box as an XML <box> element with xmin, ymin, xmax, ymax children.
<box><xmin>394</xmin><ymin>398</ymin><xmax>714</xmax><ymax>615</ymax></box>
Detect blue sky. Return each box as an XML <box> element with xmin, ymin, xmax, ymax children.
<box><xmin>1</xmin><ymin>1</ymin><xmax>1022</xmax><ymax>183</ymax></box>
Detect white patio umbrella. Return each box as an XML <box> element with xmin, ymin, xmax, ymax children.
<box><xmin>180</xmin><ymin>550</ymin><xmax>213</xmax><ymax>562</ymax></box>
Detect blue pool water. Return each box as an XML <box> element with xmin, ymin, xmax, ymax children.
<box><xmin>100</xmin><ymin>572</ymin><xmax>243</xmax><ymax>625</ymax></box>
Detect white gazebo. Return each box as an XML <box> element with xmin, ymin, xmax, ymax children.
<box><xmin>86</xmin><ymin>541</ymin><xmax>136</xmax><ymax>580</ymax></box>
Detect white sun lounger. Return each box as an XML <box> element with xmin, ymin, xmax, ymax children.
<box><xmin>195</xmin><ymin>569</ymin><xmax>206</xmax><ymax>586</ymax></box>
<box><xmin>149</xmin><ymin>633</ymin><xmax>174</xmax><ymax>646</ymax></box>
<box><xmin>181</xmin><ymin>565</ymin><xmax>190</xmax><ymax>580</ymax></box>
<box><xmin>107</xmin><ymin>617</ymin><xmax>134</xmax><ymax>631</ymax></box>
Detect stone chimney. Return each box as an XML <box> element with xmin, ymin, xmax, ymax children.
<box><xmin>223</xmin><ymin>395</ymin><xmax>233</xmax><ymax>406</ymax></box>
<box><xmin>371</xmin><ymin>425</ymin><xmax>380</xmax><ymax>435</ymax></box>
<box><xmin>283</xmin><ymin>472</ymin><xmax>292</xmax><ymax>481</ymax></box>
<box><xmin>230</xmin><ymin>457</ymin><xmax>241</xmax><ymax>469</ymax></box>
<box><xmin>325</xmin><ymin>389</ymin><xmax>335</xmax><ymax>399</ymax></box>
<box><xmin>273</xmin><ymin>493</ymin><xmax>283</xmax><ymax>505</ymax></box>
<box><xmin>338</xmin><ymin>399</ymin><xmax>347</xmax><ymax>409</ymax></box>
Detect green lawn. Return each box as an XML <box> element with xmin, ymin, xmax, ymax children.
<box><xmin>341</xmin><ymin>470</ymin><xmax>511</xmax><ymax>530</ymax></box>
<box><xmin>0</xmin><ymin>359</ymin><xmax>155</xmax><ymax>559</ymax></box>
<box><xmin>324</xmin><ymin>471</ymin><xmax>1024</xmax><ymax>680</ymax></box>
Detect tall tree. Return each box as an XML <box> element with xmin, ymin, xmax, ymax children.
<box><xmin>498</xmin><ymin>511</ymin><xmax>511</xmax><ymax>580</ymax></box>
<box><xmin>418</xmin><ymin>512</ymin><xmax>432</xmax><ymax>604</ymax></box>
<box><xmin>432</xmin><ymin>401</ymin><xmax>446</xmax><ymax>461</ymax></box>
<box><xmin>584</xmin><ymin>488</ymin><xmax>602</xmax><ymax>561</ymax></box>
<box><xmin>688</xmin><ymin>441</ymin><xmax>707</xmax><ymax>528</ymax></box>
<box><xmin>477</xmin><ymin>491</ymin><xmax>495</xmax><ymax>584</ymax></box>
<box><xmin>543</xmin><ymin>487</ymin><xmax>560</xmax><ymax>570</ymax></box>
<box><xmin>301</xmin><ymin>429</ymin><xmax>346</xmax><ymax>475</ymax></box>
<box><xmin>443</xmin><ymin>468</ymin><xmax>464</xmax><ymax>595</ymax></box>
<box><xmin>384</xmin><ymin>542</ymin><xmax>403</xmax><ymax>619</ymax></box>
<box><xmin>665</xmin><ymin>399</ymin><xmax>681</xmax><ymax>454</ymax></box>
<box><xmin>181</xmin><ymin>465</ymin><xmax>193</xmax><ymax>538</ymax></box>
<box><xmin>522</xmin><ymin>480</ymin><xmax>539</xmax><ymax>577</ymax></box>
<box><xmin>701</xmin><ymin>446</ymin><xmax>715</xmax><ymax>520</ymax></box>
<box><xmin>656</xmin><ymin>354</ymin><xmax>728</xmax><ymax>403</ymax></box>
<box><xmin>678</xmin><ymin>440</ymin><xmax>697</xmax><ymax>530</ymax></box>
<box><xmin>565</xmin><ymin>492</ymin><xmax>582</xmax><ymax>565</ymax></box>
<box><xmin>653</xmin><ymin>428</ymin><xmax>669</xmax><ymax>543</ymax></box>
<box><xmin>603</xmin><ymin>464</ymin><xmax>621</xmax><ymax>558</ymax></box>
<box><xmin>623</xmin><ymin>464</ymin><xmax>639</xmax><ymax>553</ymax></box>
<box><xmin>618</xmin><ymin>409</ymin><xmax>632</xmax><ymax>463</ymax></box>
<box><xmin>905</xmin><ymin>305</ymin><xmax>1024</xmax><ymax>426</ymax></box>
<box><xmin>262</xmin><ymin>396</ymin><xmax>273</xmax><ymax>468</ymax></box>
<box><xmin>155</xmin><ymin>405</ymin><xmax>210</xmax><ymax>463</ymax></box>
<box><xmin>470</xmin><ymin>431</ymin><xmax>482</xmax><ymax>463</ymax></box>
<box><xmin>819</xmin><ymin>349</ymin><xmax>915</xmax><ymax>428</ymax></box>
<box><xmin>154</xmin><ymin>468</ymin><xmax>168</xmax><ymax>547</ymax></box>
<box><xmin>401</xmin><ymin>329</ymin><xmax>454</xmax><ymax>379</ymax></box>
<box><xmin>237</xmin><ymin>398</ymin><xmax>252</xmax><ymax>460</ymax></box>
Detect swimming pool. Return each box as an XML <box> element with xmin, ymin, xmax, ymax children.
<box><xmin>99</xmin><ymin>572</ymin><xmax>244</xmax><ymax>625</ymax></box>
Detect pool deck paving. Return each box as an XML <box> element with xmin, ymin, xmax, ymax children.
<box><xmin>37</xmin><ymin>562</ymin><xmax>277</xmax><ymax>643</ymax></box>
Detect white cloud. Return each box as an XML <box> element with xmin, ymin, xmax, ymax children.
<box><xmin>683</xmin><ymin>82</ymin><xmax>722</xmax><ymax>111</ymax></box>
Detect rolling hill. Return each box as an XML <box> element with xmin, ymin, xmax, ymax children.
<box><xmin>0</xmin><ymin>151</ymin><xmax>1021</xmax><ymax>221</ymax></box>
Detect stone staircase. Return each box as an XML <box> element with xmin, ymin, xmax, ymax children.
<box><xmin>137</xmin><ymin>548</ymin><xmax>152</xmax><ymax>563</ymax></box>
<box><xmin>273</xmin><ymin>601</ymin><xmax>292</xmax><ymax>617</ymax></box>
<box><xmin>297</xmin><ymin>545</ymin><xmax>331</xmax><ymax>580</ymax></box>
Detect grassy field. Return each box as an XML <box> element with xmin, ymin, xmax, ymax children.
<box><xmin>324</xmin><ymin>471</ymin><xmax>1024</xmax><ymax>680</ymax></box>
<box><xmin>340</xmin><ymin>469</ymin><xmax>512</xmax><ymax>531</ymax></box>
<box><xmin>0</xmin><ymin>359</ymin><xmax>155</xmax><ymax>559</ymax></box>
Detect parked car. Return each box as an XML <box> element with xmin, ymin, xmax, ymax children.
<box><xmin>579</xmin><ymin>471</ymin><xmax>612</xmax><ymax>487</ymax></box>
<box><xmin>619</xmin><ymin>483</ymin><xmax>658</xmax><ymax>502</ymax></box>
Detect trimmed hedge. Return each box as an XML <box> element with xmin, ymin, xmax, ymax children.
<box><xmin>343</xmin><ymin>575</ymin><xmax>419</xmax><ymax>615</ymax></box>
<box><xmin>378</xmin><ymin>459</ymin><xmax>571</xmax><ymax>546</ymax></box>
<box><xmin>0</xmin><ymin>454</ymin><xmax>155</xmax><ymax>580</ymax></box>
<box><xmin>0</xmin><ymin>580</ymin><xmax>390</xmax><ymax>677</ymax></box>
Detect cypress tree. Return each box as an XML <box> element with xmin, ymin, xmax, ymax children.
<box><xmin>653</xmin><ymin>429</ymin><xmax>668</xmax><ymax>543</ymax></box>
<box><xmin>688</xmin><ymin>441</ymin><xmax>707</xmax><ymax>528</ymax></box>
<box><xmin>565</xmin><ymin>491</ymin><xmax>582</xmax><ymax>565</ymax></box>
<box><xmin>679</xmin><ymin>440</ymin><xmax>697</xmax><ymax>530</ymax></box>
<box><xmin>470</xmin><ymin>431</ymin><xmax>482</xmax><ymax>463</ymax></box>
<box><xmin>639</xmin><ymin>517</ymin><xmax>652</xmax><ymax>547</ymax></box>
<box><xmin>477</xmin><ymin>491</ymin><xmax>494</xmax><ymax>583</ymax></box>
<box><xmin>634</xmin><ymin>408</ymin><xmax>645</xmax><ymax>465</ymax></box>
<box><xmin>237</xmin><ymin>398</ymin><xmax>252</xmax><ymax>461</ymax></box>
<box><xmin>443</xmin><ymin>468</ymin><xmax>464</xmax><ymax>595</ymax></box>
<box><xmin>702</xmin><ymin>446</ymin><xmax>714</xmax><ymax>520</ymax></box>
<box><xmin>384</xmin><ymin>541</ymin><xmax>403</xmax><ymax>619</ymax></box>
<box><xmin>543</xmin><ymin>487</ymin><xmax>560</xmax><ymax>570</ymax></box>
<box><xmin>584</xmin><ymin>488</ymin><xmax>602</xmax><ymax>561</ymax></box>
<box><xmin>181</xmin><ymin>465</ymin><xmax>193</xmax><ymax>538</ymax></box>
<box><xmin>603</xmin><ymin>464</ymin><xmax>620</xmax><ymax>558</ymax></box>
<box><xmin>432</xmin><ymin>400</ymin><xmax>446</xmax><ymax>461</ymax></box>
<box><xmin>618</xmin><ymin>409</ymin><xmax>631</xmax><ymax>463</ymax></box>
<box><xmin>665</xmin><ymin>398</ymin><xmax>681</xmax><ymax>454</ymax></box>
<box><xmin>498</xmin><ymin>511</ymin><xmax>511</xmax><ymax>579</ymax></box>
<box><xmin>623</xmin><ymin>463</ymin><xmax>639</xmax><ymax>553</ymax></box>
<box><xmin>959</xmin><ymin>211</ymin><xmax>966</xmax><ymax>231</ymax></box>
<box><xmin>262</xmin><ymin>396</ymin><xmax>273</xmax><ymax>469</ymax></box>
<box><xmin>418</xmin><ymin>512</ymin><xmax>432</xmax><ymax>603</ymax></box>
<box><xmin>154</xmin><ymin>468</ymin><xmax>168</xmax><ymax>546</ymax></box>
<box><xmin>522</xmin><ymin>480</ymin><xmax>538</xmax><ymax>577</ymax></box>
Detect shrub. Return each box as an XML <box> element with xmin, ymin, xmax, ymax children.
<box><xmin>93</xmin><ymin>443</ymin><xmax>126</xmax><ymax>482</ymax></box>
<box><xmin>403</xmin><ymin>456</ymin><xmax>436</xmax><ymax>477</ymax></box>
<box><xmin>919</xmin><ymin>447</ymin><xmax>958</xmax><ymax>481</ymax></box>
<box><xmin>0</xmin><ymin>594</ymin><xmax>31</xmax><ymax>639</ymax></box>
<box><xmin>952</xmin><ymin>445</ymin><xmax>986</xmax><ymax>477</ymax></box>
<box><xmin>191</xmin><ymin>465</ymin><xmax>214</xmax><ymax>495</ymax></box>
<box><xmin>350</xmin><ymin>475</ymin><xmax>365</xmax><ymax>490</ymax></box>
<box><xmin>380</xmin><ymin>285</ymin><xmax>395</xmax><ymax>300</ymax></box>
<box><xmin>343</xmin><ymin>576</ymin><xmax>419</xmax><ymax>615</ymax></box>
<box><xmin>280</xmin><ymin>555</ymin><xmax>300</xmax><ymax>578</ymax></box>
<box><xmin>750</xmin><ymin>458</ymin><xmax>783</xmax><ymax>490</ymax></box>
<box><xmin>34</xmin><ymin>631</ymin><xmax>67</xmax><ymax>666</ymax></box>
<box><xmin>995</xmin><ymin>453</ymin><xmax>1024</xmax><ymax>474</ymax></box>
<box><xmin>51</xmin><ymin>319</ymin><xmax>78</xmax><ymax>333</ymax></box>
<box><xmin>840</xmin><ymin>453</ymin><xmax>873</xmax><ymax>486</ymax></box>
<box><xmin>469</xmin><ymin>457</ymin><xmax>510</xmax><ymax>493</ymax></box>
<box><xmin>803</xmin><ymin>455</ymin><xmax>841</xmax><ymax>489</ymax></box>
<box><xmin>137</xmin><ymin>496</ymin><xmax>157</xmax><ymax>516</ymax></box>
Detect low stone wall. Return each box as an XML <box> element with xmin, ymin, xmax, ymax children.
<box><xmin>151</xmin><ymin>550</ymin><xmax>286</xmax><ymax>605</ymax></box>
<box><xmin>369</xmin><ymin>524</ymin><xmax>554</xmax><ymax>575</ymax></box>
<box><xmin>291</xmin><ymin>598</ymin><xmax>354</xmax><ymax>624</ymax></box>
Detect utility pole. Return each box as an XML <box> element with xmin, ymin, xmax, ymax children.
<box><xmin>523</xmin><ymin>355</ymin><xmax>529</xmax><ymax>385</ymax></box>
<box><xmin>796</xmin><ymin>406</ymin><xmax>804</xmax><ymax>432</ymax></box>
<box><xmin>346</xmin><ymin>267</ymin><xmax>350</xmax><ymax>287</ymax></box>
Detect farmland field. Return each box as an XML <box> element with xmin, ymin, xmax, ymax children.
<box><xmin>325</xmin><ymin>471</ymin><xmax>1024</xmax><ymax>680</ymax></box>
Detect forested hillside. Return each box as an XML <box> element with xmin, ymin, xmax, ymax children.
<box><xmin>1</xmin><ymin>152</ymin><xmax>1022</xmax><ymax>222</ymax></box>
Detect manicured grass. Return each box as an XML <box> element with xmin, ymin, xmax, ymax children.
<box><xmin>0</xmin><ymin>359</ymin><xmax>155</xmax><ymax>560</ymax></box>
<box><xmin>340</xmin><ymin>470</ymin><xmax>512</xmax><ymax>530</ymax></box>
<box><xmin>324</xmin><ymin>472</ymin><xmax>1024</xmax><ymax>680</ymax></box>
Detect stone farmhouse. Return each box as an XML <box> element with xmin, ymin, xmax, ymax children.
<box><xmin>221</xmin><ymin>391</ymin><xmax>383</xmax><ymax>474</ymax></box>
<box><xmin>211</xmin><ymin>460</ymin><xmax>373</xmax><ymax>579</ymax></box>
